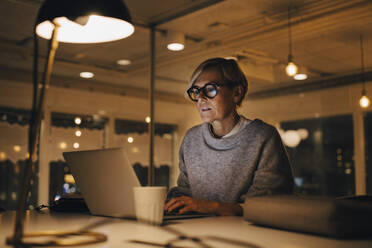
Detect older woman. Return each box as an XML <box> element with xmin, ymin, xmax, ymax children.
<box><xmin>164</xmin><ymin>58</ymin><xmax>294</xmax><ymax>216</ymax></box>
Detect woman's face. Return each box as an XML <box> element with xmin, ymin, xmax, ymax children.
<box><xmin>193</xmin><ymin>69</ymin><xmax>239</xmax><ymax>124</ymax></box>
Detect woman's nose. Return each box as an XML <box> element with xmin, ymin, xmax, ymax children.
<box><xmin>196</xmin><ymin>91</ymin><xmax>208</xmax><ymax>102</ymax></box>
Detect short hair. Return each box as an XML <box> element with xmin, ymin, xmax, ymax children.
<box><xmin>189</xmin><ymin>57</ymin><xmax>248</xmax><ymax>106</ymax></box>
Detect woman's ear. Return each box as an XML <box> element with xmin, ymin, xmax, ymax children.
<box><xmin>233</xmin><ymin>85</ymin><xmax>243</xmax><ymax>104</ymax></box>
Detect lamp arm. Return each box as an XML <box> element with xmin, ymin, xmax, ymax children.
<box><xmin>7</xmin><ymin>21</ymin><xmax>60</xmax><ymax>246</ymax></box>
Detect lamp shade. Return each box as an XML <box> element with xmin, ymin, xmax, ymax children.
<box><xmin>36</xmin><ymin>0</ymin><xmax>134</xmax><ymax>43</ymax></box>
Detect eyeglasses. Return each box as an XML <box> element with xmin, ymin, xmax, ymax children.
<box><xmin>187</xmin><ymin>82</ymin><xmax>228</xmax><ymax>101</ymax></box>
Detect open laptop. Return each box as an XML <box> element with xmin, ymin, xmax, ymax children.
<box><xmin>63</xmin><ymin>147</ymin><xmax>213</xmax><ymax>220</ymax></box>
<box><xmin>63</xmin><ymin>147</ymin><xmax>140</xmax><ymax>218</ymax></box>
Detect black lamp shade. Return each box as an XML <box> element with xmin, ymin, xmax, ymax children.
<box><xmin>36</xmin><ymin>0</ymin><xmax>134</xmax><ymax>43</ymax></box>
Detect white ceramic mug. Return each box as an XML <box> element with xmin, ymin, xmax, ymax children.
<box><xmin>133</xmin><ymin>186</ymin><xmax>166</xmax><ymax>225</ymax></box>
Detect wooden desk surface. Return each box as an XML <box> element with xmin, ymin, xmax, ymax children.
<box><xmin>1</xmin><ymin>211</ymin><xmax>371</xmax><ymax>247</ymax></box>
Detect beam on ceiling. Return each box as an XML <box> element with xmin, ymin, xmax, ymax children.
<box><xmin>247</xmin><ymin>70</ymin><xmax>372</xmax><ymax>99</ymax></box>
<box><xmin>0</xmin><ymin>66</ymin><xmax>187</xmax><ymax>104</ymax></box>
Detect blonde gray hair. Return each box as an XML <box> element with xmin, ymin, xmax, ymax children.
<box><xmin>189</xmin><ymin>57</ymin><xmax>248</xmax><ymax>106</ymax></box>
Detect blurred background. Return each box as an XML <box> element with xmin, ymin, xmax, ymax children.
<box><xmin>0</xmin><ymin>0</ymin><xmax>371</xmax><ymax>210</ymax></box>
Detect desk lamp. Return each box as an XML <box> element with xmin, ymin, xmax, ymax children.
<box><xmin>6</xmin><ymin>0</ymin><xmax>134</xmax><ymax>246</ymax></box>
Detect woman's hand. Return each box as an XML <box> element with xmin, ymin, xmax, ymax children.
<box><xmin>164</xmin><ymin>196</ymin><xmax>242</xmax><ymax>216</ymax></box>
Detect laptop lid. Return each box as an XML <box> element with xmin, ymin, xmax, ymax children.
<box><xmin>63</xmin><ymin>147</ymin><xmax>140</xmax><ymax>218</ymax></box>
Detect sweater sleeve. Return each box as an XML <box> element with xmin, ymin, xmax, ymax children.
<box><xmin>243</xmin><ymin>127</ymin><xmax>294</xmax><ymax>200</ymax></box>
<box><xmin>166</xmin><ymin>141</ymin><xmax>192</xmax><ymax>201</ymax></box>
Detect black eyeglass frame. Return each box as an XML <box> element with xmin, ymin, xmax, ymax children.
<box><xmin>186</xmin><ymin>82</ymin><xmax>229</xmax><ymax>102</ymax></box>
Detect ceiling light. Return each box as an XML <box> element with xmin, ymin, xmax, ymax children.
<box><xmin>360</xmin><ymin>95</ymin><xmax>370</xmax><ymax>108</ymax></box>
<box><xmin>285</xmin><ymin>7</ymin><xmax>298</xmax><ymax>77</ymax></box>
<box><xmin>167</xmin><ymin>31</ymin><xmax>185</xmax><ymax>51</ymax></box>
<box><xmin>358</xmin><ymin>35</ymin><xmax>370</xmax><ymax>108</ymax></box>
<box><xmin>80</xmin><ymin>71</ymin><xmax>94</xmax><ymax>78</ymax></box>
<box><xmin>127</xmin><ymin>137</ymin><xmax>134</xmax><ymax>143</ymax></box>
<box><xmin>74</xmin><ymin>117</ymin><xmax>82</xmax><ymax>125</ymax></box>
<box><xmin>73</xmin><ymin>142</ymin><xmax>80</xmax><ymax>149</ymax></box>
<box><xmin>36</xmin><ymin>1</ymin><xmax>134</xmax><ymax>43</ymax></box>
<box><xmin>294</xmin><ymin>67</ymin><xmax>308</xmax><ymax>80</ymax></box>
<box><xmin>75</xmin><ymin>130</ymin><xmax>82</xmax><ymax>137</ymax></box>
<box><xmin>117</xmin><ymin>59</ymin><xmax>131</xmax><ymax>66</ymax></box>
<box><xmin>286</xmin><ymin>62</ymin><xmax>298</xmax><ymax>77</ymax></box>
<box><xmin>145</xmin><ymin>116</ymin><xmax>151</xmax><ymax>123</ymax></box>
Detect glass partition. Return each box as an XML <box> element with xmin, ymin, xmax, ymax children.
<box><xmin>48</xmin><ymin>112</ymin><xmax>108</xmax><ymax>203</ymax></box>
<box><xmin>114</xmin><ymin>119</ymin><xmax>177</xmax><ymax>187</ymax></box>
<box><xmin>0</xmin><ymin>106</ymin><xmax>38</xmax><ymax>210</ymax></box>
<box><xmin>280</xmin><ymin>114</ymin><xmax>354</xmax><ymax>196</ymax></box>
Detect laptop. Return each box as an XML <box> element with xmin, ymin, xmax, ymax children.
<box><xmin>63</xmin><ymin>147</ymin><xmax>213</xmax><ymax>220</ymax></box>
<box><xmin>63</xmin><ymin>147</ymin><xmax>140</xmax><ymax>218</ymax></box>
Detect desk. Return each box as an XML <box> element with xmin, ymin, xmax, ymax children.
<box><xmin>1</xmin><ymin>211</ymin><xmax>371</xmax><ymax>247</ymax></box>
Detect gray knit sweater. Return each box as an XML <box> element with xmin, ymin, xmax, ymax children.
<box><xmin>168</xmin><ymin>119</ymin><xmax>294</xmax><ymax>203</ymax></box>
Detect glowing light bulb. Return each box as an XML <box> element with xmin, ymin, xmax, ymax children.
<box><xmin>167</xmin><ymin>43</ymin><xmax>184</xmax><ymax>51</ymax></box>
<box><xmin>13</xmin><ymin>145</ymin><xmax>21</xmax><ymax>152</ymax></box>
<box><xmin>59</xmin><ymin>142</ymin><xmax>67</xmax><ymax>149</ymax></box>
<box><xmin>80</xmin><ymin>72</ymin><xmax>94</xmax><ymax>78</ymax></box>
<box><xmin>0</xmin><ymin>152</ymin><xmax>6</xmax><ymax>160</ymax></box>
<box><xmin>294</xmin><ymin>73</ymin><xmax>307</xmax><ymax>80</ymax></box>
<box><xmin>127</xmin><ymin>137</ymin><xmax>134</xmax><ymax>143</ymax></box>
<box><xmin>73</xmin><ymin>143</ymin><xmax>80</xmax><ymax>149</ymax></box>
<box><xmin>286</xmin><ymin>62</ymin><xmax>298</xmax><ymax>76</ymax></box>
<box><xmin>74</xmin><ymin>117</ymin><xmax>81</xmax><ymax>125</ymax></box>
<box><xmin>145</xmin><ymin>116</ymin><xmax>151</xmax><ymax>123</ymax></box>
<box><xmin>75</xmin><ymin>130</ymin><xmax>82</xmax><ymax>137</ymax></box>
<box><xmin>36</xmin><ymin>15</ymin><xmax>134</xmax><ymax>43</ymax></box>
<box><xmin>359</xmin><ymin>95</ymin><xmax>370</xmax><ymax>108</ymax></box>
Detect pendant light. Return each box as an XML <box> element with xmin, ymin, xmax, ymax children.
<box><xmin>359</xmin><ymin>35</ymin><xmax>370</xmax><ymax>108</ymax></box>
<box><xmin>285</xmin><ymin>7</ymin><xmax>298</xmax><ymax>77</ymax></box>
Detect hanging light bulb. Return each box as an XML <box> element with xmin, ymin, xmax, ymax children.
<box><xmin>358</xmin><ymin>35</ymin><xmax>370</xmax><ymax>108</ymax></box>
<box><xmin>285</xmin><ymin>7</ymin><xmax>298</xmax><ymax>77</ymax></box>
<box><xmin>286</xmin><ymin>61</ymin><xmax>298</xmax><ymax>76</ymax></box>
<box><xmin>360</xmin><ymin>94</ymin><xmax>370</xmax><ymax>108</ymax></box>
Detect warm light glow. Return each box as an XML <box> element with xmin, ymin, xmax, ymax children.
<box><xmin>294</xmin><ymin>73</ymin><xmax>308</xmax><ymax>80</ymax></box>
<box><xmin>75</xmin><ymin>130</ymin><xmax>82</xmax><ymax>137</ymax></box>
<box><xmin>80</xmin><ymin>71</ymin><xmax>94</xmax><ymax>78</ymax></box>
<box><xmin>282</xmin><ymin>130</ymin><xmax>301</xmax><ymax>148</ymax></box>
<box><xmin>13</xmin><ymin>145</ymin><xmax>21</xmax><ymax>152</ymax></box>
<box><xmin>36</xmin><ymin>15</ymin><xmax>134</xmax><ymax>43</ymax></box>
<box><xmin>0</xmin><ymin>152</ymin><xmax>6</xmax><ymax>160</ymax></box>
<box><xmin>59</xmin><ymin>142</ymin><xmax>67</xmax><ymax>150</ymax></box>
<box><xmin>145</xmin><ymin>116</ymin><xmax>151</xmax><ymax>123</ymax></box>
<box><xmin>127</xmin><ymin>137</ymin><xmax>134</xmax><ymax>143</ymax></box>
<box><xmin>73</xmin><ymin>143</ymin><xmax>80</xmax><ymax>149</ymax></box>
<box><xmin>74</xmin><ymin>117</ymin><xmax>82</xmax><ymax>125</ymax></box>
<box><xmin>297</xmin><ymin>129</ymin><xmax>309</xmax><ymax>140</ymax></box>
<box><xmin>117</xmin><ymin>59</ymin><xmax>131</xmax><ymax>66</ymax></box>
<box><xmin>64</xmin><ymin>174</ymin><xmax>75</xmax><ymax>184</ymax></box>
<box><xmin>359</xmin><ymin>95</ymin><xmax>370</xmax><ymax>108</ymax></box>
<box><xmin>131</xmin><ymin>147</ymin><xmax>139</xmax><ymax>154</ymax></box>
<box><xmin>25</xmin><ymin>153</ymin><xmax>30</xmax><ymax>159</ymax></box>
<box><xmin>286</xmin><ymin>62</ymin><xmax>298</xmax><ymax>76</ymax></box>
<box><xmin>167</xmin><ymin>43</ymin><xmax>184</xmax><ymax>51</ymax></box>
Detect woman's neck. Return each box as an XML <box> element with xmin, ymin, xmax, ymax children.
<box><xmin>210</xmin><ymin>112</ymin><xmax>240</xmax><ymax>138</ymax></box>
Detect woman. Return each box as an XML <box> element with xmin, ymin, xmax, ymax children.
<box><xmin>164</xmin><ymin>58</ymin><xmax>294</xmax><ymax>216</ymax></box>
